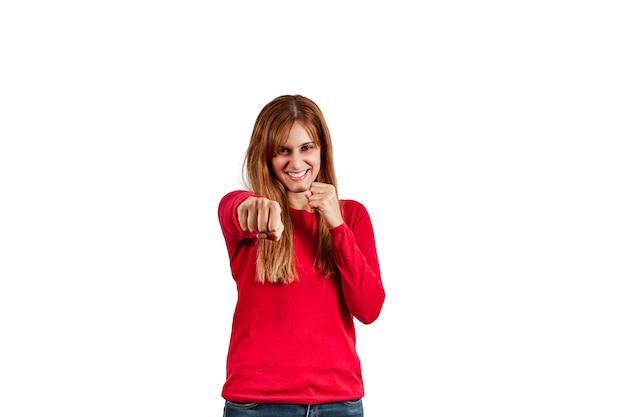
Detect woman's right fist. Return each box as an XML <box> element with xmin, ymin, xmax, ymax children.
<box><xmin>237</xmin><ymin>197</ymin><xmax>284</xmax><ymax>241</ymax></box>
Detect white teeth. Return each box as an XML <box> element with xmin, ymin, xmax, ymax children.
<box><xmin>287</xmin><ymin>170</ymin><xmax>307</xmax><ymax>178</ymax></box>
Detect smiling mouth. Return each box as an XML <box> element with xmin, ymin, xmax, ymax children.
<box><xmin>286</xmin><ymin>170</ymin><xmax>309</xmax><ymax>179</ymax></box>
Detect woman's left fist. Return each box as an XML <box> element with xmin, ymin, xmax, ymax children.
<box><xmin>305</xmin><ymin>182</ymin><xmax>343</xmax><ymax>228</ymax></box>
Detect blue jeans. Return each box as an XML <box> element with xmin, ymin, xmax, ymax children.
<box><xmin>222</xmin><ymin>399</ymin><xmax>364</xmax><ymax>417</ymax></box>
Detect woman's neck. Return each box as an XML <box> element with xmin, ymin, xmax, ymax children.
<box><xmin>287</xmin><ymin>192</ymin><xmax>313</xmax><ymax>211</ymax></box>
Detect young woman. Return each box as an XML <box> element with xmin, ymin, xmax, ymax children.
<box><xmin>218</xmin><ymin>94</ymin><xmax>385</xmax><ymax>417</ymax></box>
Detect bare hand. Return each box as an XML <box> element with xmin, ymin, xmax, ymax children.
<box><xmin>306</xmin><ymin>182</ymin><xmax>343</xmax><ymax>228</ymax></box>
<box><xmin>237</xmin><ymin>197</ymin><xmax>284</xmax><ymax>241</ymax></box>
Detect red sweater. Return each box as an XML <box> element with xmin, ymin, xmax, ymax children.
<box><xmin>218</xmin><ymin>190</ymin><xmax>385</xmax><ymax>404</ymax></box>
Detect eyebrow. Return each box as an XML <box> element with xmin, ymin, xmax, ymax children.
<box><xmin>280</xmin><ymin>141</ymin><xmax>316</xmax><ymax>149</ymax></box>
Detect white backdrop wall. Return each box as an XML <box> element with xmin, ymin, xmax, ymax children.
<box><xmin>1</xmin><ymin>1</ymin><xmax>625</xmax><ymax>416</ymax></box>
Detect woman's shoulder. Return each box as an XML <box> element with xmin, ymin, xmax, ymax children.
<box><xmin>222</xmin><ymin>189</ymin><xmax>251</xmax><ymax>198</ymax></box>
<box><xmin>218</xmin><ymin>190</ymin><xmax>260</xmax><ymax>214</ymax></box>
<box><xmin>340</xmin><ymin>199</ymin><xmax>370</xmax><ymax>217</ymax></box>
<box><xmin>340</xmin><ymin>198</ymin><xmax>365</xmax><ymax>209</ymax></box>
<box><xmin>339</xmin><ymin>199</ymin><xmax>375</xmax><ymax>229</ymax></box>
<box><xmin>220</xmin><ymin>189</ymin><xmax>260</xmax><ymax>202</ymax></box>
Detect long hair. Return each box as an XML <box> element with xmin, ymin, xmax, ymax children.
<box><xmin>242</xmin><ymin>94</ymin><xmax>339</xmax><ymax>284</ymax></box>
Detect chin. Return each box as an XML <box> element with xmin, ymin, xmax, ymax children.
<box><xmin>288</xmin><ymin>184</ymin><xmax>309</xmax><ymax>193</ymax></box>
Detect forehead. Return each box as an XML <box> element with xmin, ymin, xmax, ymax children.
<box><xmin>280</xmin><ymin>121</ymin><xmax>317</xmax><ymax>146</ymax></box>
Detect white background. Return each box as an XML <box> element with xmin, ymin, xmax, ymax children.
<box><xmin>1</xmin><ymin>1</ymin><xmax>625</xmax><ymax>416</ymax></box>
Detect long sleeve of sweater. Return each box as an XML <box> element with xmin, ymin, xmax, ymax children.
<box><xmin>331</xmin><ymin>200</ymin><xmax>385</xmax><ymax>324</ymax></box>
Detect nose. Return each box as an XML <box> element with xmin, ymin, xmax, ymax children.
<box><xmin>288</xmin><ymin>151</ymin><xmax>304</xmax><ymax>168</ymax></box>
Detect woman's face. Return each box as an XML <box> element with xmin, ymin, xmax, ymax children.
<box><xmin>271</xmin><ymin>121</ymin><xmax>321</xmax><ymax>194</ymax></box>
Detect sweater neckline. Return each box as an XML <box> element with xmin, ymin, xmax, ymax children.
<box><xmin>289</xmin><ymin>207</ymin><xmax>315</xmax><ymax>214</ymax></box>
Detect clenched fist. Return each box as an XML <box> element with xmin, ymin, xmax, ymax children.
<box><xmin>305</xmin><ymin>182</ymin><xmax>344</xmax><ymax>229</ymax></box>
<box><xmin>237</xmin><ymin>197</ymin><xmax>284</xmax><ymax>241</ymax></box>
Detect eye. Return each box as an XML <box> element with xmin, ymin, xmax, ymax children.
<box><xmin>301</xmin><ymin>143</ymin><xmax>315</xmax><ymax>151</ymax></box>
<box><xmin>278</xmin><ymin>147</ymin><xmax>290</xmax><ymax>155</ymax></box>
